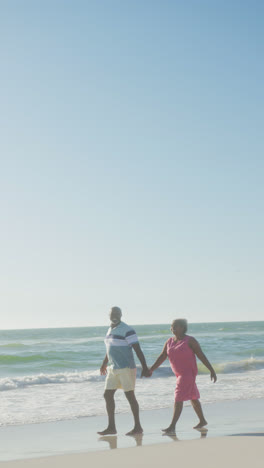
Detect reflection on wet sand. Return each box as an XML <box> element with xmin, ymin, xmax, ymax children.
<box><xmin>99</xmin><ymin>429</ymin><xmax>207</xmax><ymax>450</ymax></box>
<box><xmin>162</xmin><ymin>429</ymin><xmax>208</xmax><ymax>441</ymax></box>
<box><xmin>195</xmin><ymin>428</ymin><xmax>208</xmax><ymax>438</ymax></box>
<box><xmin>98</xmin><ymin>436</ymin><xmax>118</xmax><ymax>449</ymax></box>
<box><xmin>162</xmin><ymin>433</ymin><xmax>179</xmax><ymax>441</ymax></box>
<box><xmin>98</xmin><ymin>434</ymin><xmax>143</xmax><ymax>449</ymax></box>
<box><xmin>126</xmin><ymin>433</ymin><xmax>143</xmax><ymax>446</ymax></box>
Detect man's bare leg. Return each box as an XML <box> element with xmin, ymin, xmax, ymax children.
<box><xmin>162</xmin><ymin>401</ymin><xmax>183</xmax><ymax>434</ymax></box>
<box><xmin>191</xmin><ymin>399</ymin><xmax>208</xmax><ymax>429</ymax></box>
<box><xmin>97</xmin><ymin>390</ymin><xmax>117</xmax><ymax>435</ymax></box>
<box><xmin>124</xmin><ymin>390</ymin><xmax>143</xmax><ymax>435</ymax></box>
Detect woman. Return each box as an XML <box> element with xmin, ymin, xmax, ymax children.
<box><xmin>150</xmin><ymin>319</ymin><xmax>217</xmax><ymax>434</ymax></box>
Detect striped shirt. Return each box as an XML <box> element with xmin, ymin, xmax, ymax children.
<box><xmin>105</xmin><ymin>321</ymin><xmax>139</xmax><ymax>369</ymax></box>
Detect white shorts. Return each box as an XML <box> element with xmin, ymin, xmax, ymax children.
<box><xmin>105</xmin><ymin>367</ymin><xmax>137</xmax><ymax>392</ymax></box>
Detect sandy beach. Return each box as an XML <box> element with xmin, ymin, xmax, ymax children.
<box><xmin>2</xmin><ymin>0</ymin><xmax>264</xmax><ymax>466</ymax></box>
<box><xmin>0</xmin><ymin>435</ymin><xmax>263</xmax><ymax>468</ymax></box>
<box><xmin>0</xmin><ymin>398</ymin><xmax>263</xmax><ymax>465</ymax></box>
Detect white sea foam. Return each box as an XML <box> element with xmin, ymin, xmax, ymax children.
<box><xmin>1</xmin><ymin>357</ymin><xmax>264</xmax><ymax>393</ymax></box>
<box><xmin>0</xmin><ymin>322</ymin><xmax>263</xmax><ymax>426</ymax></box>
<box><xmin>0</xmin><ymin>369</ymin><xmax>263</xmax><ymax>427</ymax></box>
<box><xmin>0</xmin><ymin>370</ymin><xmax>104</xmax><ymax>391</ymax></box>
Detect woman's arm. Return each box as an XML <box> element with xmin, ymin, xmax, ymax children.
<box><xmin>189</xmin><ymin>337</ymin><xmax>217</xmax><ymax>382</ymax></box>
<box><xmin>150</xmin><ymin>341</ymin><xmax>168</xmax><ymax>373</ymax></box>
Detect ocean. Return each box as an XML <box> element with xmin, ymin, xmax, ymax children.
<box><xmin>0</xmin><ymin>321</ymin><xmax>264</xmax><ymax>427</ymax></box>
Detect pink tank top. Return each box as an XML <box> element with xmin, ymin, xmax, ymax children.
<box><xmin>167</xmin><ymin>335</ymin><xmax>198</xmax><ymax>377</ymax></box>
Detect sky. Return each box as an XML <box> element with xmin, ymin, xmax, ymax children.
<box><xmin>1</xmin><ymin>1</ymin><xmax>264</xmax><ymax>329</ymax></box>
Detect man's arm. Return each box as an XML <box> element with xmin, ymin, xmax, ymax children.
<box><xmin>150</xmin><ymin>341</ymin><xmax>168</xmax><ymax>373</ymax></box>
<box><xmin>189</xmin><ymin>337</ymin><xmax>217</xmax><ymax>382</ymax></box>
<box><xmin>132</xmin><ymin>342</ymin><xmax>151</xmax><ymax>377</ymax></box>
<box><xmin>100</xmin><ymin>354</ymin><xmax>108</xmax><ymax>375</ymax></box>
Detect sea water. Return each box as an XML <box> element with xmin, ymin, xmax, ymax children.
<box><xmin>0</xmin><ymin>321</ymin><xmax>263</xmax><ymax>426</ymax></box>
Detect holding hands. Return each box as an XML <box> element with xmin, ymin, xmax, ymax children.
<box><xmin>141</xmin><ymin>366</ymin><xmax>152</xmax><ymax>378</ymax></box>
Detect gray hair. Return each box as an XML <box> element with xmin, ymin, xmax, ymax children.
<box><xmin>172</xmin><ymin>319</ymin><xmax>188</xmax><ymax>333</ymax></box>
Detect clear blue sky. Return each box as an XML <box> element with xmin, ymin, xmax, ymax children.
<box><xmin>1</xmin><ymin>1</ymin><xmax>263</xmax><ymax>329</ymax></box>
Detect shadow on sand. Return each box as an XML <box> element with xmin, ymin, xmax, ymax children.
<box><xmin>230</xmin><ymin>433</ymin><xmax>264</xmax><ymax>437</ymax></box>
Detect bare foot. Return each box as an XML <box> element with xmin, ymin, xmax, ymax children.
<box><xmin>193</xmin><ymin>420</ymin><xmax>208</xmax><ymax>429</ymax></box>
<box><xmin>163</xmin><ymin>432</ymin><xmax>178</xmax><ymax>439</ymax></box>
<box><xmin>126</xmin><ymin>427</ymin><xmax>143</xmax><ymax>436</ymax></box>
<box><xmin>97</xmin><ymin>427</ymin><xmax>117</xmax><ymax>435</ymax></box>
<box><xmin>162</xmin><ymin>426</ymin><xmax>176</xmax><ymax>435</ymax></box>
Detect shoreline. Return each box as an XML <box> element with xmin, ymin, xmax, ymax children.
<box><xmin>0</xmin><ymin>435</ymin><xmax>263</xmax><ymax>468</ymax></box>
<box><xmin>0</xmin><ymin>398</ymin><xmax>263</xmax><ymax>462</ymax></box>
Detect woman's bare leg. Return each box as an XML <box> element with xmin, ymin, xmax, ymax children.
<box><xmin>191</xmin><ymin>399</ymin><xmax>207</xmax><ymax>428</ymax></box>
<box><xmin>162</xmin><ymin>401</ymin><xmax>183</xmax><ymax>433</ymax></box>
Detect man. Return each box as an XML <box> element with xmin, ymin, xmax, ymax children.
<box><xmin>98</xmin><ymin>306</ymin><xmax>150</xmax><ymax>436</ymax></box>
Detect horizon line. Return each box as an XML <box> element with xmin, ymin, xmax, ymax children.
<box><xmin>0</xmin><ymin>319</ymin><xmax>263</xmax><ymax>332</ymax></box>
